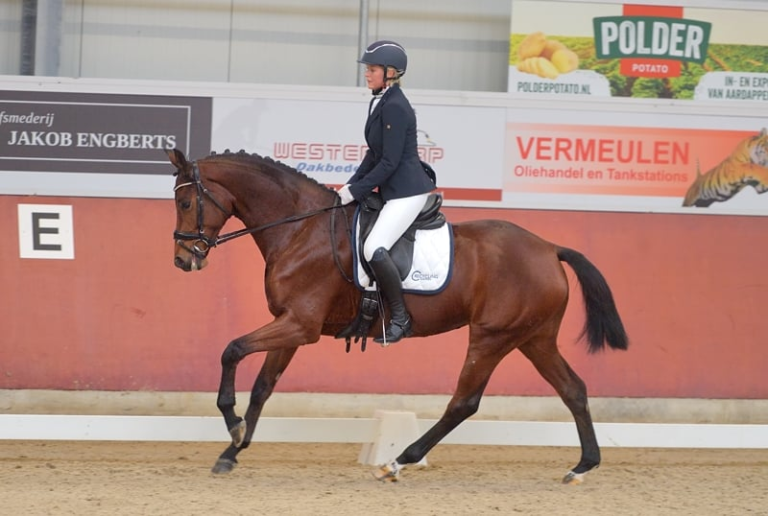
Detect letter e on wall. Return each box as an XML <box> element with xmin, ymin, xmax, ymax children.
<box><xmin>18</xmin><ymin>204</ymin><xmax>75</xmax><ymax>259</ymax></box>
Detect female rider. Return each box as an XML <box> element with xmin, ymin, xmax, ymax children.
<box><xmin>337</xmin><ymin>40</ymin><xmax>436</xmax><ymax>345</ymax></box>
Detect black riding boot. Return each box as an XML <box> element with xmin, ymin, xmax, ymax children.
<box><xmin>369</xmin><ymin>247</ymin><xmax>413</xmax><ymax>345</ymax></box>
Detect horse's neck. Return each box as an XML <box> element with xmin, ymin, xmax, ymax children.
<box><xmin>224</xmin><ymin>161</ymin><xmax>333</xmax><ymax>259</ymax></box>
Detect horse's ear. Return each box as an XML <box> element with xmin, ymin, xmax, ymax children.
<box><xmin>166</xmin><ymin>148</ymin><xmax>188</xmax><ymax>172</ymax></box>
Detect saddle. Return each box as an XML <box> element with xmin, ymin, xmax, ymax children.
<box><xmin>336</xmin><ymin>192</ymin><xmax>446</xmax><ymax>352</ymax></box>
<box><xmin>358</xmin><ymin>192</ymin><xmax>446</xmax><ymax>281</ymax></box>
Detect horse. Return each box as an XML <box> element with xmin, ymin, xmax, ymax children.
<box><xmin>167</xmin><ymin>148</ymin><xmax>629</xmax><ymax>484</ymax></box>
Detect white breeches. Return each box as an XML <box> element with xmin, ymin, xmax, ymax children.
<box><xmin>363</xmin><ymin>193</ymin><xmax>430</xmax><ymax>262</ymax></box>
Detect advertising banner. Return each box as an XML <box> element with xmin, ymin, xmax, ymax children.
<box><xmin>0</xmin><ymin>90</ymin><xmax>211</xmax><ymax>173</ymax></box>
<box><xmin>504</xmin><ymin>107</ymin><xmax>768</xmax><ymax>215</ymax></box>
<box><xmin>211</xmin><ymin>97</ymin><xmax>506</xmax><ymax>203</ymax></box>
<box><xmin>1</xmin><ymin>81</ymin><xmax>764</xmax><ymax>215</ymax></box>
<box><xmin>508</xmin><ymin>1</ymin><xmax>768</xmax><ymax>101</ymax></box>
<box><xmin>0</xmin><ymin>90</ymin><xmax>212</xmax><ymax>198</ymax></box>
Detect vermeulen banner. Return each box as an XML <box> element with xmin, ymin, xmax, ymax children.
<box><xmin>508</xmin><ymin>1</ymin><xmax>768</xmax><ymax>101</ymax></box>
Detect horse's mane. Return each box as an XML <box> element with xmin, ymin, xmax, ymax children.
<box><xmin>203</xmin><ymin>149</ymin><xmax>334</xmax><ymax>193</ymax></box>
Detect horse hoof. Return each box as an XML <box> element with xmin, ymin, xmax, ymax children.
<box><xmin>229</xmin><ymin>420</ymin><xmax>247</xmax><ymax>448</ymax></box>
<box><xmin>211</xmin><ymin>458</ymin><xmax>237</xmax><ymax>475</ymax></box>
<box><xmin>372</xmin><ymin>461</ymin><xmax>401</xmax><ymax>482</ymax></box>
<box><xmin>562</xmin><ymin>470</ymin><xmax>585</xmax><ymax>485</ymax></box>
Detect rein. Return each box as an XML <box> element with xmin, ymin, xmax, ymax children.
<box><xmin>214</xmin><ymin>203</ymin><xmax>342</xmax><ymax>245</ymax></box>
<box><xmin>174</xmin><ymin>161</ymin><xmax>353</xmax><ymax>281</ymax></box>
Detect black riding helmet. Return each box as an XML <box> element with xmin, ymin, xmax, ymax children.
<box><xmin>358</xmin><ymin>40</ymin><xmax>407</xmax><ymax>77</ymax></box>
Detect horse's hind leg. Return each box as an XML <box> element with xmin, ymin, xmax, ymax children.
<box><xmin>212</xmin><ymin>347</ymin><xmax>298</xmax><ymax>474</ymax></box>
<box><xmin>519</xmin><ymin>338</ymin><xmax>599</xmax><ymax>484</ymax></box>
<box><xmin>376</xmin><ymin>334</ymin><xmax>508</xmax><ymax>480</ymax></box>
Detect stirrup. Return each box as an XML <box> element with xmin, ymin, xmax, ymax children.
<box><xmin>374</xmin><ymin>318</ymin><xmax>412</xmax><ymax>346</ymax></box>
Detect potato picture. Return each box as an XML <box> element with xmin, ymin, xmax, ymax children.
<box><xmin>540</xmin><ymin>40</ymin><xmax>566</xmax><ymax>60</ymax></box>
<box><xmin>551</xmin><ymin>48</ymin><xmax>580</xmax><ymax>73</ymax></box>
<box><xmin>517</xmin><ymin>31</ymin><xmax>548</xmax><ymax>60</ymax></box>
<box><xmin>517</xmin><ymin>57</ymin><xmax>560</xmax><ymax>79</ymax></box>
<box><xmin>515</xmin><ymin>32</ymin><xmax>580</xmax><ymax>78</ymax></box>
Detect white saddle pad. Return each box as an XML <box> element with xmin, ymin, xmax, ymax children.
<box><xmin>352</xmin><ymin>211</ymin><xmax>453</xmax><ymax>295</ymax></box>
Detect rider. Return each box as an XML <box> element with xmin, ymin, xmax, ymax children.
<box><xmin>337</xmin><ymin>40</ymin><xmax>436</xmax><ymax>345</ymax></box>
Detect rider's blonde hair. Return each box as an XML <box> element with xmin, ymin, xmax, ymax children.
<box><xmin>385</xmin><ymin>66</ymin><xmax>402</xmax><ymax>86</ymax></box>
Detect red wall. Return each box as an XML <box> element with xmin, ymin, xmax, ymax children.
<box><xmin>1</xmin><ymin>195</ymin><xmax>764</xmax><ymax>398</ymax></box>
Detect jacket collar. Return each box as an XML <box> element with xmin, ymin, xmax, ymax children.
<box><xmin>368</xmin><ymin>84</ymin><xmax>397</xmax><ymax>118</ymax></box>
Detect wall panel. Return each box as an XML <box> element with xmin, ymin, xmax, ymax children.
<box><xmin>1</xmin><ymin>195</ymin><xmax>765</xmax><ymax>399</ymax></box>
<box><xmin>2</xmin><ymin>0</ymin><xmax>512</xmax><ymax>91</ymax></box>
<box><xmin>0</xmin><ymin>1</ymin><xmax>22</xmax><ymax>75</ymax></box>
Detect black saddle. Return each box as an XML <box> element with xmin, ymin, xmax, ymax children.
<box><xmin>358</xmin><ymin>192</ymin><xmax>446</xmax><ymax>280</ymax></box>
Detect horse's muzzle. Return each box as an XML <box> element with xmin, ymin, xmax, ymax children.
<box><xmin>174</xmin><ymin>255</ymin><xmax>191</xmax><ymax>271</ymax></box>
<box><xmin>174</xmin><ymin>253</ymin><xmax>208</xmax><ymax>272</ymax></box>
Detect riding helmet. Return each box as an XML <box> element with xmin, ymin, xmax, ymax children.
<box><xmin>358</xmin><ymin>40</ymin><xmax>407</xmax><ymax>76</ymax></box>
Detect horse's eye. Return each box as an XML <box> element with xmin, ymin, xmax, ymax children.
<box><xmin>179</xmin><ymin>199</ymin><xmax>192</xmax><ymax>210</ymax></box>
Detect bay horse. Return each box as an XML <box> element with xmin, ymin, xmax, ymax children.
<box><xmin>167</xmin><ymin>148</ymin><xmax>628</xmax><ymax>484</ymax></box>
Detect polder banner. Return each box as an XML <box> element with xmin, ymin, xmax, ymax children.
<box><xmin>508</xmin><ymin>1</ymin><xmax>768</xmax><ymax>101</ymax></box>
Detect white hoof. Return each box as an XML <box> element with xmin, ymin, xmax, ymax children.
<box><xmin>373</xmin><ymin>461</ymin><xmax>402</xmax><ymax>482</ymax></box>
<box><xmin>562</xmin><ymin>470</ymin><xmax>586</xmax><ymax>485</ymax></box>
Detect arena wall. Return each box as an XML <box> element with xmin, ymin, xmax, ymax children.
<box><xmin>1</xmin><ymin>196</ymin><xmax>765</xmax><ymax>398</ymax></box>
<box><xmin>1</xmin><ymin>76</ymin><xmax>766</xmax><ymax>423</ymax></box>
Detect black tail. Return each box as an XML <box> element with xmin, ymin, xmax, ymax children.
<box><xmin>557</xmin><ymin>247</ymin><xmax>629</xmax><ymax>354</ymax></box>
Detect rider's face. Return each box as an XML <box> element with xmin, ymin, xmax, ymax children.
<box><xmin>364</xmin><ymin>65</ymin><xmax>387</xmax><ymax>91</ymax></box>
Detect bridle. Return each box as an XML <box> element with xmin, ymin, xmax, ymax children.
<box><xmin>173</xmin><ymin>161</ymin><xmax>353</xmax><ymax>282</ymax></box>
<box><xmin>173</xmin><ymin>162</ymin><xmax>232</xmax><ymax>260</ymax></box>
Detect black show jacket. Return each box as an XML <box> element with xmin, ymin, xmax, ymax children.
<box><xmin>347</xmin><ymin>84</ymin><xmax>435</xmax><ymax>202</ymax></box>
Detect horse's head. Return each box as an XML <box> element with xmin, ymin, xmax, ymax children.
<box><xmin>167</xmin><ymin>148</ymin><xmax>233</xmax><ymax>272</ymax></box>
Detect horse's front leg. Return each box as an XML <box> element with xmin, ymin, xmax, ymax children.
<box><xmin>213</xmin><ymin>314</ymin><xmax>320</xmax><ymax>473</ymax></box>
<box><xmin>212</xmin><ymin>347</ymin><xmax>298</xmax><ymax>474</ymax></box>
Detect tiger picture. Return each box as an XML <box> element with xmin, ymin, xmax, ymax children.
<box><xmin>682</xmin><ymin>128</ymin><xmax>768</xmax><ymax>207</ymax></box>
